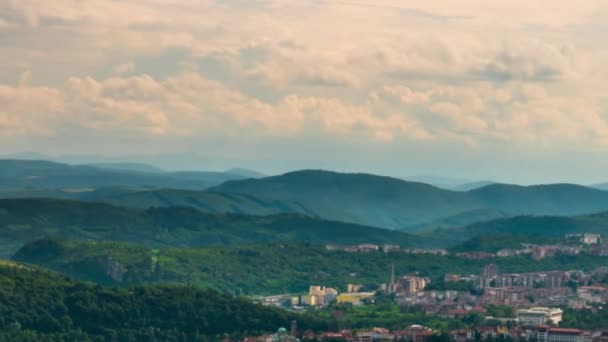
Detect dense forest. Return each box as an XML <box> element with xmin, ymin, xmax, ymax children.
<box><xmin>0</xmin><ymin>261</ymin><xmax>327</xmax><ymax>341</ymax></box>
<box><xmin>0</xmin><ymin>198</ymin><xmax>423</xmax><ymax>258</ymax></box>
<box><xmin>448</xmin><ymin>233</ymin><xmax>562</xmax><ymax>253</ymax></box>
<box><xmin>424</xmin><ymin>213</ymin><xmax>608</xmax><ymax>246</ymax></box>
<box><xmin>13</xmin><ymin>239</ymin><xmax>608</xmax><ymax>294</ymax></box>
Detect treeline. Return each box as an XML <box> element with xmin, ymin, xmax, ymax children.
<box><xmin>0</xmin><ymin>263</ymin><xmax>327</xmax><ymax>341</ymax></box>
<box><xmin>560</xmin><ymin>306</ymin><xmax>608</xmax><ymax>329</ymax></box>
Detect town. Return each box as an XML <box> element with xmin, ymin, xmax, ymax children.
<box><xmin>248</xmin><ymin>234</ymin><xmax>608</xmax><ymax>342</ymax></box>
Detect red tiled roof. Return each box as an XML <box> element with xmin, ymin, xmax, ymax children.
<box><xmin>548</xmin><ymin>328</ymin><xmax>585</xmax><ymax>335</ymax></box>
<box><xmin>578</xmin><ymin>286</ymin><xmax>608</xmax><ymax>291</ymax></box>
<box><xmin>447</xmin><ymin>309</ymin><xmax>469</xmax><ymax>315</ymax></box>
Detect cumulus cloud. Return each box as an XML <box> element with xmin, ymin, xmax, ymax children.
<box><xmin>0</xmin><ymin>0</ymin><xmax>607</xmax><ymax>155</ymax></box>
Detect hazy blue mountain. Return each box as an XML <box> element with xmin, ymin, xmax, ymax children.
<box><xmin>592</xmin><ymin>183</ymin><xmax>608</xmax><ymax>191</ymax></box>
<box><xmin>213</xmin><ymin>170</ymin><xmax>476</xmax><ymax>230</ymax></box>
<box><xmin>226</xmin><ymin>168</ymin><xmax>266</xmax><ymax>178</ymax></box>
<box><xmin>0</xmin><ymin>198</ymin><xmax>423</xmax><ymax>258</ymax></box>
<box><xmin>452</xmin><ymin>181</ymin><xmax>495</xmax><ymax>191</ymax></box>
<box><xmin>404</xmin><ymin>176</ymin><xmax>495</xmax><ymax>191</ymax></box>
<box><xmin>212</xmin><ymin>170</ymin><xmax>608</xmax><ymax>230</ymax></box>
<box><xmin>86</xmin><ymin>162</ymin><xmax>165</xmax><ymax>173</ymax></box>
<box><xmin>0</xmin><ymin>159</ymin><xmax>245</xmax><ymax>190</ymax></box>
<box><xmin>0</xmin><ymin>187</ymin><xmax>318</xmax><ymax>218</ymax></box>
<box><xmin>5</xmin><ymin>162</ymin><xmax>608</xmax><ymax>232</ymax></box>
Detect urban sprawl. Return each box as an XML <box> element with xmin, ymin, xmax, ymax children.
<box><xmin>248</xmin><ymin>234</ymin><xmax>608</xmax><ymax>342</ymax></box>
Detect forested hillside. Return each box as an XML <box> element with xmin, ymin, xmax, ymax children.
<box><xmin>424</xmin><ymin>212</ymin><xmax>608</xmax><ymax>246</ymax></box>
<box><xmin>14</xmin><ymin>239</ymin><xmax>608</xmax><ymax>295</ymax></box>
<box><xmin>0</xmin><ymin>198</ymin><xmax>423</xmax><ymax>258</ymax></box>
<box><xmin>0</xmin><ymin>261</ymin><xmax>326</xmax><ymax>340</ymax></box>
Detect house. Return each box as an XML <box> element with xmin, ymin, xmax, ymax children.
<box><xmin>357</xmin><ymin>244</ymin><xmax>380</xmax><ymax>252</ymax></box>
<box><xmin>397</xmin><ymin>325</ymin><xmax>434</xmax><ymax>342</ymax></box>
<box><xmin>449</xmin><ymin>329</ymin><xmax>474</xmax><ymax>342</ymax></box>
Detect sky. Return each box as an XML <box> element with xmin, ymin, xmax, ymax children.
<box><xmin>1</xmin><ymin>0</ymin><xmax>608</xmax><ymax>184</ymax></box>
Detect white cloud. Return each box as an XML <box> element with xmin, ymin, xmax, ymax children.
<box><xmin>112</xmin><ymin>62</ymin><xmax>136</xmax><ymax>75</ymax></box>
<box><xmin>0</xmin><ymin>0</ymin><xmax>607</xmax><ymax>156</ymax></box>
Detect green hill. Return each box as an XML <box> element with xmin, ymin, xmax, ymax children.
<box><xmin>0</xmin><ymin>198</ymin><xmax>423</xmax><ymax>258</ymax></box>
<box><xmin>212</xmin><ymin>170</ymin><xmax>476</xmax><ymax>230</ymax></box>
<box><xmin>93</xmin><ymin>189</ymin><xmax>318</xmax><ymax>216</ymax></box>
<box><xmin>422</xmin><ymin>211</ymin><xmax>608</xmax><ymax>247</ymax></box>
<box><xmin>212</xmin><ymin>170</ymin><xmax>608</xmax><ymax>230</ymax></box>
<box><xmin>409</xmin><ymin>208</ymin><xmax>510</xmax><ymax>231</ymax></box>
<box><xmin>0</xmin><ymin>261</ymin><xmax>326</xmax><ymax>340</ymax></box>
<box><xmin>13</xmin><ymin>239</ymin><xmax>608</xmax><ymax>295</ymax></box>
<box><xmin>448</xmin><ymin>233</ymin><xmax>561</xmax><ymax>253</ymax></box>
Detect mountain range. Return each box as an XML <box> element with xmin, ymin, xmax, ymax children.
<box><xmin>0</xmin><ymin>198</ymin><xmax>423</xmax><ymax>258</ymax></box>
<box><xmin>0</xmin><ymin>159</ymin><xmax>249</xmax><ymax>191</ymax></box>
<box><xmin>4</xmin><ymin>160</ymin><xmax>608</xmax><ymax>231</ymax></box>
<box><xmin>212</xmin><ymin>170</ymin><xmax>608</xmax><ymax>230</ymax></box>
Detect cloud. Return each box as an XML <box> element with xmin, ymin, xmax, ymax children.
<box><xmin>0</xmin><ymin>0</ymin><xmax>607</xmax><ymax>157</ymax></box>
<box><xmin>112</xmin><ymin>62</ymin><xmax>136</xmax><ymax>75</ymax></box>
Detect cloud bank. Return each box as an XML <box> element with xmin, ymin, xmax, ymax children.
<box><xmin>1</xmin><ymin>0</ymin><xmax>607</xmax><ymax>181</ymax></box>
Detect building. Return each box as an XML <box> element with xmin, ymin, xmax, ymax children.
<box><xmin>483</xmin><ymin>287</ymin><xmax>527</xmax><ymax>305</ymax></box>
<box><xmin>398</xmin><ymin>325</ymin><xmax>434</xmax><ymax>342</ymax></box>
<box><xmin>517</xmin><ymin>307</ymin><xmax>563</xmax><ymax>327</ymax></box>
<box><xmin>301</xmin><ymin>286</ymin><xmax>338</xmax><ymax>306</ymax></box>
<box><xmin>357</xmin><ymin>244</ymin><xmax>380</xmax><ymax>252</ymax></box>
<box><xmin>477</xmin><ymin>271</ymin><xmax>568</xmax><ymax>290</ymax></box>
<box><xmin>353</xmin><ymin>331</ymin><xmax>373</xmax><ymax>342</ymax></box>
<box><xmin>381</xmin><ymin>244</ymin><xmax>400</xmax><ymax>253</ymax></box>
<box><xmin>386</xmin><ymin>274</ymin><xmax>428</xmax><ymax>295</ymax></box>
<box><xmin>325</xmin><ymin>244</ymin><xmax>380</xmax><ymax>252</ymax></box>
<box><xmin>483</xmin><ymin>264</ymin><xmax>499</xmax><ymax>278</ymax></box>
<box><xmin>582</xmin><ymin>233</ymin><xmax>599</xmax><ymax>244</ymax></box>
<box><xmin>399</xmin><ymin>276</ymin><xmax>428</xmax><ymax>294</ymax></box>
<box><xmin>336</xmin><ymin>292</ymin><xmax>375</xmax><ymax>304</ymax></box>
<box><xmin>577</xmin><ymin>285</ymin><xmax>608</xmax><ymax>304</ymax></box>
<box><xmin>535</xmin><ymin>326</ymin><xmax>591</xmax><ymax>342</ymax></box>
<box><xmin>444</xmin><ymin>274</ymin><xmax>461</xmax><ymax>282</ymax></box>
<box><xmin>347</xmin><ymin>284</ymin><xmax>364</xmax><ymax>293</ymax></box>
<box><xmin>566</xmin><ymin>233</ymin><xmax>601</xmax><ymax>245</ymax></box>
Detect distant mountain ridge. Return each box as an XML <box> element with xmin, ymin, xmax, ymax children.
<box><xmin>4</xmin><ymin>160</ymin><xmax>608</xmax><ymax>232</ymax></box>
<box><xmin>404</xmin><ymin>176</ymin><xmax>494</xmax><ymax>191</ymax></box>
<box><xmin>226</xmin><ymin>168</ymin><xmax>266</xmax><ymax>178</ymax></box>
<box><xmin>212</xmin><ymin>170</ymin><xmax>608</xmax><ymax>230</ymax></box>
<box><xmin>0</xmin><ymin>159</ymin><xmax>246</xmax><ymax>190</ymax></box>
<box><xmin>85</xmin><ymin>162</ymin><xmax>165</xmax><ymax>173</ymax></box>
